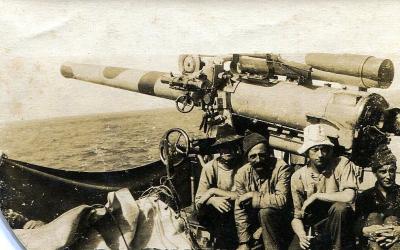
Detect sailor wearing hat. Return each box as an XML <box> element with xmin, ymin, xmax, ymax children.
<box><xmin>235</xmin><ymin>132</ymin><xmax>293</xmax><ymax>250</ymax></box>
<box><xmin>290</xmin><ymin>124</ymin><xmax>358</xmax><ymax>250</ymax></box>
<box><xmin>195</xmin><ymin>124</ymin><xmax>243</xmax><ymax>249</ymax></box>
<box><xmin>355</xmin><ymin>145</ymin><xmax>400</xmax><ymax>250</ymax></box>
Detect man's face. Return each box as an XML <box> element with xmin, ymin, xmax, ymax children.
<box><xmin>307</xmin><ymin>145</ymin><xmax>333</xmax><ymax>169</ymax></box>
<box><xmin>218</xmin><ymin>144</ymin><xmax>239</xmax><ymax>166</ymax></box>
<box><xmin>375</xmin><ymin>164</ymin><xmax>397</xmax><ymax>189</ymax></box>
<box><xmin>247</xmin><ymin>143</ymin><xmax>269</xmax><ymax>172</ymax></box>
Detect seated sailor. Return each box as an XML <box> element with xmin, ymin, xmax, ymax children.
<box><xmin>355</xmin><ymin>145</ymin><xmax>400</xmax><ymax>250</ymax></box>
<box><xmin>235</xmin><ymin>132</ymin><xmax>293</xmax><ymax>250</ymax></box>
<box><xmin>195</xmin><ymin>124</ymin><xmax>243</xmax><ymax>249</ymax></box>
<box><xmin>289</xmin><ymin>124</ymin><xmax>359</xmax><ymax>250</ymax></box>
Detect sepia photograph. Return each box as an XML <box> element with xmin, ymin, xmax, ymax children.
<box><xmin>1</xmin><ymin>0</ymin><xmax>400</xmax><ymax>249</ymax></box>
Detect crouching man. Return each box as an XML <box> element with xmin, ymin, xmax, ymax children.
<box><xmin>355</xmin><ymin>145</ymin><xmax>400</xmax><ymax>250</ymax></box>
<box><xmin>235</xmin><ymin>132</ymin><xmax>293</xmax><ymax>250</ymax></box>
<box><xmin>290</xmin><ymin>124</ymin><xmax>358</xmax><ymax>250</ymax></box>
<box><xmin>195</xmin><ymin>125</ymin><xmax>243</xmax><ymax>249</ymax></box>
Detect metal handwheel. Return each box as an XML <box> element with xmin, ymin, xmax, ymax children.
<box><xmin>159</xmin><ymin>128</ymin><xmax>190</xmax><ymax>167</ymax></box>
<box><xmin>175</xmin><ymin>95</ymin><xmax>195</xmax><ymax>113</ymax></box>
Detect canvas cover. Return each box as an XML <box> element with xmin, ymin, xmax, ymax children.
<box><xmin>13</xmin><ymin>188</ymin><xmax>192</xmax><ymax>250</ymax></box>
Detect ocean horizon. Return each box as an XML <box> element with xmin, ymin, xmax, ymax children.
<box><xmin>0</xmin><ymin>108</ymin><xmax>203</xmax><ymax>171</ymax></box>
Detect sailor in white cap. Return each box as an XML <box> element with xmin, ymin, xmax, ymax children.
<box><xmin>289</xmin><ymin>124</ymin><xmax>359</xmax><ymax>250</ymax></box>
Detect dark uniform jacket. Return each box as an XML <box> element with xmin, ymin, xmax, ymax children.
<box><xmin>355</xmin><ymin>183</ymin><xmax>400</xmax><ymax>236</ymax></box>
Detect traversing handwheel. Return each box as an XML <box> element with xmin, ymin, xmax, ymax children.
<box><xmin>159</xmin><ymin>128</ymin><xmax>190</xmax><ymax>167</ymax></box>
<box><xmin>175</xmin><ymin>95</ymin><xmax>195</xmax><ymax>113</ymax></box>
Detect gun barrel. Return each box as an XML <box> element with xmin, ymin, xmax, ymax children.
<box><xmin>61</xmin><ymin>62</ymin><xmax>184</xmax><ymax>100</ymax></box>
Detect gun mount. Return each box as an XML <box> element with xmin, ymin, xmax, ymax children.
<box><xmin>61</xmin><ymin>53</ymin><xmax>398</xmax><ymax>168</ymax></box>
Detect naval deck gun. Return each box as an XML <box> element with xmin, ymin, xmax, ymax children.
<box><xmin>60</xmin><ymin>53</ymin><xmax>397</xmax><ymax>168</ymax></box>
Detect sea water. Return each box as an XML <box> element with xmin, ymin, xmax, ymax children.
<box><xmin>0</xmin><ymin>108</ymin><xmax>203</xmax><ymax>171</ymax></box>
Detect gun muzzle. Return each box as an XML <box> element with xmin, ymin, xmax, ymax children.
<box><xmin>61</xmin><ymin>62</ymin><xmax>184</xmax><ymax>100</ymax></box>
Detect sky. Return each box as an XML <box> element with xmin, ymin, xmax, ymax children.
<box><xmin>1</xmin><ymin>0</ymin><xmax>400</xmax><ymax>122</ymax></box>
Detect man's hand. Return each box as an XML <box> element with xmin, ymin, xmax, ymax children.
<box><xmin>385</xmin><ymin>226</ymin><xmax>400</xmax><ymax>247</ymax></box>
<box><xmin>362</xmin><ymin>224</ymin><xmax>387</xmax><ymax>238</ymax></box>
<box><xmin>364</xmin><ymin>225</ymin><xmax>398</xmax><ymax>248</ymax></box>
<box><xmin>298</xmin><ymin>232</ymin><xmax>312</xmax><ymax>250</ymax></box>
<box><xmin>376</xmin><ymin>234</ymin><xmax>395</xmax><ymax>248</ymax></box>
<box><xmin>238</xmin><ymin>192</ymin><xmax>254</xmax><ymax>208</ymax></box>
<box><xmin>375</xmin><ymin>226</ymin><xmax>399</xmax><ymax>248</ymax></box>
<box><xmin>23</xmin><ymin>220</ymin><xmax>45</xmax><ymax>229</ymax></box>
<box><xmin>301</xmin><ymin>193</ymin><xmax>318</xmax><ymax>214</ymax></box>
<box><xmin>208</xmin><ymin>196</ymin><xmax>231</xmax><ymax>213</ymax></box>
<box><xmin>392</xmin><ymin>226</ymin><xmax>400</xmax><ymax>238</ymax></box>
<box><xmin>236</xmin><ymin>242</ymin><xmax>251</xmax><ymax>250</ymax></box>
<box><xmin>377</xmin><ymin>236</ymin><xmax>398</xmax><ymax>248</ymax></box>
<box><xmin>291</xmin><ymin>218</ymin><xmax>310</xmax><ymax>249</ymax></box>
<box><xmin>229</xmin><ymin>192</ymin><xmax>239</xmax><ymax>201</ymax></box>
